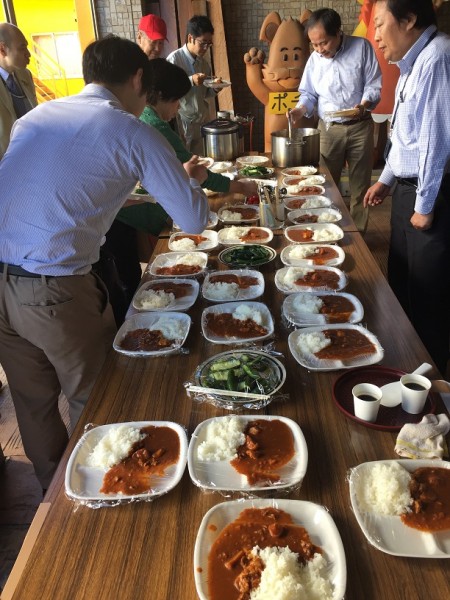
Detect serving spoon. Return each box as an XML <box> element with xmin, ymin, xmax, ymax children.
<box><xmin>380</xmin><ymin>362</ymin><xmax>433</xmax><ymax>407</ymax></box>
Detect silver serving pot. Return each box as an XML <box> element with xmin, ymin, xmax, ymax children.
<box><xmin>271</xmin><ymin>128</ymin><xmax>320</xmax><ymax>167</ymax></box>
<box><xmin>201</xmin><ymin>118</ymin><xmax>244</xmax><ymax>161</ymax></box>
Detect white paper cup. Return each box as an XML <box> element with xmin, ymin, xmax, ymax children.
<box><xmin>352</xmin><ymin>383</ymin><xmax>382</xmax><ymax>422</ymax></box>
<box><xmin>400</xmin><ymin>374</ymin><xmax>431</xmax><ymax>414</ymax></box>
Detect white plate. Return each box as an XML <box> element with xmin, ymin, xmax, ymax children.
<box><xmin>284</xmin><ymin>223</ymin><xmax>344</xmax><ymax>244</ymax></box>
<box><xmin>218</xmin><ymin>226</ymin><xmax>273</xmax><ymax>246</ymax></box>
<box><xmin>325</xmin><ymin>108</ymin><xmax>360</xmax><ymax>119</ymax></box>
<box><xmin>285</xmin><ymin>184</ymin><xmax>326</xmax><ymax>197</ymax></box>
<box><xmin>236</xmin><ymin>155</ymin><xmax>270</xmax><ymax>167</ymax></box>
<box><xmin>289</xmin><ymin>324</ymin><xmax>384</xmax><ymax>371</ymax></box>
<box><xmin>283</xmin><ymin>195</ymin><xmax>332</xmax><ymax>211</ymax></box>
<box><xmin>113</xmin><ymin>311</ymin><xmax>191</xmax><ymax>357</ymax></box>
<box><xmin>283</xmin><ymin>292</ymin><xmax>364</xmax><ymax>326</ymax></box>
<box><xmin>132</xmin><ymin>279</ymin><xmax>199</xmax><ymax>312</ymax></box>
<box><xmin>202</xmin><ymin>269</ymin><xmax>264</xmax><ymax>302</ymax></box>
<box><xmin>201</xmin><ymin>301</ymin><xmax>274</xmax><ymax>344</ymax></box>
<box><xmin>282</xmin><ymin>174</ymin><xmax>326</xmax><ymax>187</ymax></box>
<box><xmin>209</xmin><ymin>161</ymin><xmax>233</xmax><ymax>173</ymax></box>
<box><xmin>203</xmin><ymin>78</ymin><xmax>231</xmax><ymax>89</ymax></box>
<box><xmin>194</xmin><ymin>498</ymin><xmax>347</xmax><ymax>600</ymax></box>
<box><xmin>168</xmin><ymin>230</ymin><xmax>218</xmax><ymax>252</ymax></box>
<box><xmin>281</xmin><ymin>244</ymin><xmax>345</xmax><ymax>267</ymax></box>
<box><xmin>173</xmin><ymin>211</ymin><xmax>218</xmax><ymax>231</ymax></box>
<box><xmin>218</xmin><ymin>204</ymin><xmax>259</xmax><ymax>224</ymax></box>
<box><xmin>188</xmin><ymin>415</ymin><xmax>308</xmax><ymax>491</ymax></box>
<box><xmin>197</xmin><ymin>156</ymin><xmax>215</xmax><ymax>168</ymax></box>
<box><xmin>149</xmin><ymin>251</ymin><xmax>208</xmax><ymax>277</ymax></box>
<box><xmin>287</xmin><ymin>207</ymin><xmax>342</xmax><ymax>225</ymax></box>
<box><xmin>65</xmin><ymin>421</ymin><xmax>188</xmax><ymax>502</ymax></box>
<box><xmin>349</xmin><ymin>459</ymin><xmax>450</xmax><ymax>557</ymax></box>
<box><xmin>275</xmin><ymin>266</ymin><xmax>347</xmax><ymax>293</ymax></box>
<box><xmin>281</xmin><ymin>166</ymin><xmax>318</xmax><ymax>177</ymax></box>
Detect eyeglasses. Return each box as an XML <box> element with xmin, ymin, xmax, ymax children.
<box><xmin>194</xmin><ymin>38</ymin><xmax>213</xmax><ymax>49</ymax></box>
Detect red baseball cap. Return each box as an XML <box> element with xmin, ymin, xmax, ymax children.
<box><xmin>138</xmin><ymin>14</ymin><xmax>167</xmax><ymax>41</ymax></box>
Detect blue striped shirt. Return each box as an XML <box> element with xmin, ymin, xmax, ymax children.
<box><xmin>297</xmin><ymin>34</ymin><xmax>382</xmax><ymax>120</ymax></box>
<box><xmin>0</xmin><ymin>84</ymin><xmax>209</xmax><ymax>275</ymax></box>
<box><xmin>379</xmin><ymin>26</ymin><xmax>450</xmax><ymax>214</ymax></box>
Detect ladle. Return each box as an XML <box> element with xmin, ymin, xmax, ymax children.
<box><xmin>380</xmin><ymin>363</ymin><xmax>433</xmax><ymax>407</ymax></box>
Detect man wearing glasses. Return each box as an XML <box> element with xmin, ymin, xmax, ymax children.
<box><xmin>167</xmin><ymin>15</ymin><xmax>217</xmax><ymax>155</ymax></box>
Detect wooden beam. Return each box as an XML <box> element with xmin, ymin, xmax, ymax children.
<box><xmin>208</xmin><ymin>0</ymin><xmax>233</xmax><ymax>112</ymax></box>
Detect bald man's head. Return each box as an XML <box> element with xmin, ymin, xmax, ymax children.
<box><xmin>0</xmin><ymin>23</ymin><xmax>31</xmax><ymax>72</ymax></box>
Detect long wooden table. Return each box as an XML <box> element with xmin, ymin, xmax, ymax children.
<box><xmin>7</xmin><ymin>166</ymin><xmax>449</xmax><ymax>600</ymax></box>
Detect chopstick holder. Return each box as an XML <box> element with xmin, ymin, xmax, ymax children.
<box><xmin>395</xmin><ymin>414</ymin><xmax>450</xmax><ymax>459</ymax></box>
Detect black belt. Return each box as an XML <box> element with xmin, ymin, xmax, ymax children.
<box><xmin>330</xmin><ymin>116</ymin><xmax>371</xmax><ymax>126</ymax></box>
<box><xmin>395</xmin><ymin>177</ymin><xmax>418</xmax><ymax>188</ymax></box>
<box><xmin>0</xmin><ymin>262</ymin><xmax>53</xmax><ymax>278</ymax></box>
<box><xmin>395</xmin><ymin>174</ymin><xmax>450</xmax><ymax>189</ymax></box>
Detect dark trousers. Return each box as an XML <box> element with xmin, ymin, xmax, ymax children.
<box><xmin>388</xmin><ymin>176</ymin><xmax>450</xmax><ymax>374</ymax></box>
<box><xmin>94</xmin><ymin>220</ymin><xmax>142</xmax><ymax>326</ymax></box>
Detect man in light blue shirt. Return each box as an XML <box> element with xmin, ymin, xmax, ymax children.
<box><xmin>364</xmin><ymin>0</ymin><xmax>450</xmax><ymax>374</ymax></box>
<box><xmin>167</xmin><ymin>15</ymin><xmax>218</xmax><ymax>155</ymax></box>
<box><xmin>0</xmin><ymin>36</ymin><xmax>209</xmax><ymax>489</ymax></box>
<box><xmin>290</xmin><ymin>8</ymin><xmax>382</xmax><ymax>232</ymax></box>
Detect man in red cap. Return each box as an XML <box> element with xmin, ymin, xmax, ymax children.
<box><xmin>137</xmin><ymin>14</ymin><xmax>167</xmax><ymax>59</ymax></box>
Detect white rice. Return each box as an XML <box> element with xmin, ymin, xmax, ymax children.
<box><xmin>292</xmin><ymin>293</ymin><xmax>324</xmax><ymax>314</ymax></box>
<box><xmin>86</xmin><ymin>425</ymin><xmax>145</xmax><ymax>469</ymax></box>
<box><xmin>233</xmin><ymin>304</ymin><xmax>263</xmax><ymax>325</ymax></box>
<box><xmin>171</xmin><ymin>237</ymin><xmax>197</xmax><ymax>251</ymax></box>
<box><xmin>301</xmin><ymin>198</ymin><xmax>326</xmax><ymax>209</ymax></box>
<box><xmin>280</xmin><ymin>267</ymin><xmax>313</xmax><ymax>289</ymax></box>
<box><xmin>197</xmin><ymin>416</ymin><xmax>246</xmax><ymax>461</ymax></box>
<box><xmin>301</xmin><ymin>176</ymin><xmax>324</xmax><ymax>186</ymax></box>
<box><xmin>312</xmin><ymin>228</ymin><xmax>338</xmax><ymax>242</ymax></box>
<box><xmin>296</xmin><ymin>331</ymin><xmax>331</xmax><ymax>355</ymax></box>
<box><xmin>134</xmin><ymin>289</ymin><xmax>175</xmax><ymax>309</ymax></box>
<box><xmin>219</xmin><ymin>226</ymin><xmax>249</xmax><ymax>240</ymax></box>
<box><xmin>203</xmin><ymin>281</ymin><xmax>240</xmax><ymax>300</ymax></box>
<box><xmin>288</xmin><ymin>246</ymin><xmax>318</xmax><ymax>260</ymax></box>
<box><xmin>150</xmin><ymin>317</ymin><xmax>186</xmax><ymax>340</ymax></box>
<box><xmin>221</xmin><ymin>209</ymin><xmax>247</xmax><ymax>221</ymax></box>
<box><xmin>356</xmin><ymin>462</ymin><xmax>413</xmax><ymax>516</ymax></box>
<box><xmin>317</xmin><ymin>212</ymin><xmax>338</xmax><ymax>223</ymax></box>
<box><xmin>173</xmin><ymin>253</ymin><xmax>205</xmax><ymax>266</ymax></box>
<box><xmin>250</xmin><ymin>548</ymin><xmax>333</xmax><ymax>600</ymax></box>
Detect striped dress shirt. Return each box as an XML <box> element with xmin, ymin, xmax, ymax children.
<box><xmin>0</xmin><ymin>84</ymin><xmax>209</xmax><ymax>275</ymax></box>
<box><xmin>379</xmin><ymin>26</ymin><xmax>450</xmax><ymax>214</ymax></box>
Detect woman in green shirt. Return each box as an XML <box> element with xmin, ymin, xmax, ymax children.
<box><xmin>116</xmin><ymin>58</ymin><xmax>256</xmax><ymax>234</ymax></box>
<box><xmin>103</xmin><ymin>59</ymin><xmax>256</xmax><ymax>324</ymax></box>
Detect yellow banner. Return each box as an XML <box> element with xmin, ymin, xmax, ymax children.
<box><xmin>269</xmin><ymin>91</ymin><xmax>300</xmax><ymax>115</ymax></box>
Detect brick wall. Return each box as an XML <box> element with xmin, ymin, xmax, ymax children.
<box><xmin>95</xmin><ymin>0</ymin><xmax>142</xmax><ymax>40</ymax></box>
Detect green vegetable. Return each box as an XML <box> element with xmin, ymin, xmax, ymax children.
<box><xmin>223</xmin><ymin>245</ymin><xmax>272</xmax><ymax>266</ymax></box>
<box><xmin>200</xmin><ymin>352</ymin><xmax>281</xmax><ymax>396</ymax></box>
<box><xmin>240</xmin><ymin>166</ymin><xmax>271</xmax><ymax>177</ymax></box>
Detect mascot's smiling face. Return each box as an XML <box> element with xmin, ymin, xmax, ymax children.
<box><xmin>261</xmin><ymin>15</ymin><xmax>310</xmax><ymax>92</ymax></box>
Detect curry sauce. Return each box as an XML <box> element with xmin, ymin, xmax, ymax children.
<box><xmin>100</xmin><ymin>425</ymin><xmax>180</xmax><ymax>495</ymax></box>
<box><xmin>316</xmin><ymin>328</ymin><xmax>376</xmax><ymax>360</ymax></box>
<box><xmin>230</xmin><ymin>419</ymin><xmax>295</xmax><ymax>485</ymax></box>
<box><xmin>401</xmin><ymin>467</ymin><xmax>450</xmax><ymax>532</ymax></box>
<box><xmin>208</xmin><ymin>507</ymin><xmax>322</xmax><ymax>600</ymax></box>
